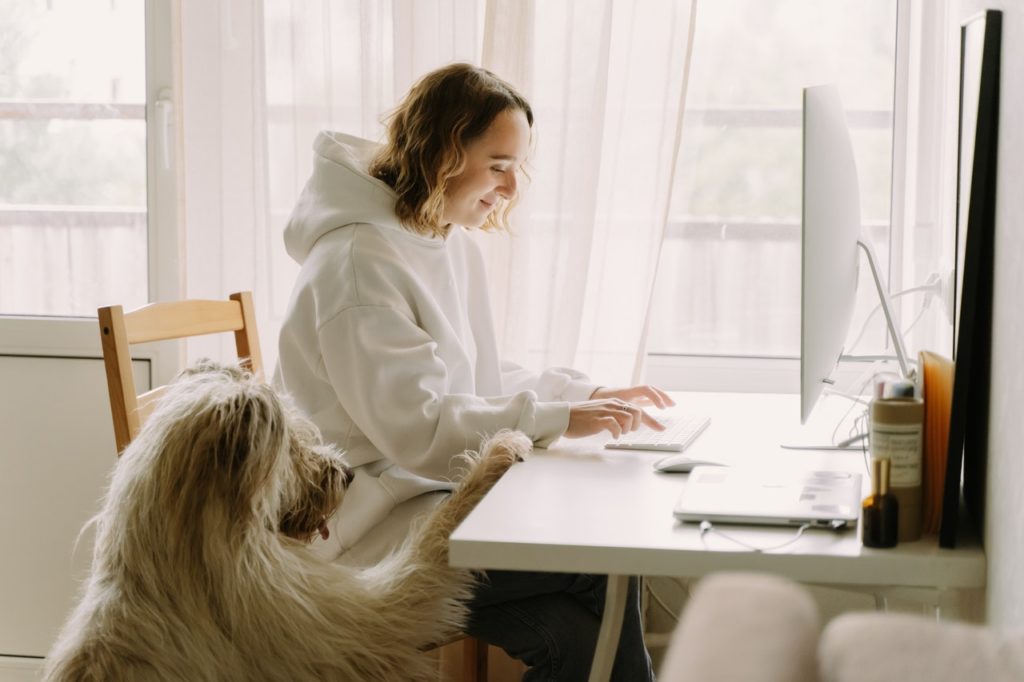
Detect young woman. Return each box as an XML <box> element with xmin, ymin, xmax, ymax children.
<box><xmin>275</xmin><ymin>62</ymin><xmax>668</xmax><ymax>680</ymax></box>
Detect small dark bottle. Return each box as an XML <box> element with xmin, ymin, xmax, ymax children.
<box><xmin>862</xmin><ymin>458</ymin><xmax>899</xmax><ymax>548</ymax></box>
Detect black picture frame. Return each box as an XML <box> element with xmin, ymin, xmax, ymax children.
<box><xmin>939</xmin><ymin>9</ymin><xmax>1001</xmax><ymax>549</ymax></box>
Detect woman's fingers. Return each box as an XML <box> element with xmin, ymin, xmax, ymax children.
<box><xmin>599</xmin><ymin>415</ymin><xmax>623</xmax><ymax>438</ymax></box>
<box><xmin>566</xmin><ymin>399</ymin><xmax>657</xmax><ymax>438</ymax></box>
<box><xmin>592</xmin><ymin>384</ymin><xmax>676</xmax><ymax>410</ymax></box>
<box><xmin>641</xmin><ymin>409</ymin><xmax>665</xmax><ymax>431</ymax></box>
<box><xmin>651</xmin><ymin>385</ymin><xmax>676</xmax><ymax>408</ymax></box>
<box><xmin>629</xmin><ymin>385</ymin><xmax>675</xmax><ymax>409</ymax></box>
<box><xmin>614</xmin><ymin>398</ymin><xmax>664</xmax><ymax>431</ymax></box>
<box><xmin>566</xmin><ymin>401</ymin><xmax>622</xmax><ymax>438</ymax></box>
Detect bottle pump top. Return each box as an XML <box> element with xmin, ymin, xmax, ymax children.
<box><xmin>871</xmin><ymin>457</ymin><xmax>891</xmax><ymax>496</ymax></box>
<box><xmin>882</xmin><ymin>378</ymin><xmax>916</xmax><ymax>399</ymax></box>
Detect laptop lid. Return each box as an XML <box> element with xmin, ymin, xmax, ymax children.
<box><xmin>673</xmin><ymin>466</ymin><xmax>862</xmax><ymax>528</ymax></box>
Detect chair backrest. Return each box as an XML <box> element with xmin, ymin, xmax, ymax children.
<box><xmin>97</xmin><ymin>291</ymin><xmax>263</xmax><ymax>454</ymax></box>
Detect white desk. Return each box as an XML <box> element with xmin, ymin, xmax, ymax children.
<box><xmin>449</xmin><ymin>392</ymin><xmax>986</xmax><ymax>682</ymax></box>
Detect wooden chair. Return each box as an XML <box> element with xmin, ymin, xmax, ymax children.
<box><xmin>97</xmin><ymin>291</ymin><xmax>263</xmax><ymax>454</ymax></box>
<box><xmin>96</xmin><ymin>290</ymin><xmax>490</xmax><ymax>680</ymax></box>
<box><xmin>438</xmin><ymin>636</ymin><xmax>489</xmax><ymax>681</ymax></box>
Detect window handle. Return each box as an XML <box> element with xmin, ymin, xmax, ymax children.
<box><xmin>155</xmin><ymin>88</ymin><xmax>174</xmax><ymax>171</ymax></box>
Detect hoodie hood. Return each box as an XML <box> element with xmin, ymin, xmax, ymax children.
<box><xmin>284</xmin><ymin>131</ymin><xmax>408</xmax><ymax>265</ymax></box>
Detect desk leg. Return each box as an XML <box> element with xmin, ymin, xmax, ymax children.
<box><xmin>588</xmin><ymin>574</ymin><xmax>629</xmax><ymax>682</ymax></box>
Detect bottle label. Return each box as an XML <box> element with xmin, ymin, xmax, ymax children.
<box><xmin>871</xmin><ymin>423</ymin><xmax>922</xmax><ymax>486</ymax></box>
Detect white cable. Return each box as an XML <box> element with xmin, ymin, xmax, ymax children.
<box><xmin>828</xmin><ymin>369</ymin><xmax>877</xmax><ymax>446</ymax></box>
<box><xmin>845</xmin><ymin>276</ymin><xmax>941</xmax><ymax>355</ymax></box>
<box><xmin>781</xmin><ymin>380</ymin><xmax>872</xmax><ymax>451</ymax></box>
<box><xmin>822</xmin><ymin>388</ymin><xmax>870</xmax><ymax>406</ymax></box>
<box><xmin>855</xmin><ymin>412</ymin><xmax>872</xmax><ymax>475</ymax></box>
<box><xmin>645</xmin><ymin>582</ymin><xmax>683</xmax><ymax>624</ymax></box>
<box><xmin>698</xmin><ymin>521</ymin><xmax>816</xmax><ymax>553</ymax></box>
<box><xmin>901</xmin><ymin>302</ymin><xmax>930</xmax><ymax>338</ymax></box>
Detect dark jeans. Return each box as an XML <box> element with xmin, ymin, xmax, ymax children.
<box><xmin>465</xmin><ymin>571</ymin><xmax>654</xmax><ymax>682</ymax></box>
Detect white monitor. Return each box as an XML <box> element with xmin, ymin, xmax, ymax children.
<box><xmin>800</xmin><ymin>84</ymin><xmax>910</xmax><ymax>425</ymax></box>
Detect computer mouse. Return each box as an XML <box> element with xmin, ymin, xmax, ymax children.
<box><xmin>653</xmin><ymin>453</ymin><xmax>728</xmax><ymax>473</ymax></box>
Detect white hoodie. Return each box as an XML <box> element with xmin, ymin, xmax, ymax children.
<box><xmin>275</xmin><ymin>131</ymin><xmax>597</xmax><ymax>559</ymax></box>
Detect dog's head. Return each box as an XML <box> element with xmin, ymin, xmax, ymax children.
<box><xmin>123</xmin><ymin>360</ymin><xmax>352</xmax><ymax>546</ymax></box>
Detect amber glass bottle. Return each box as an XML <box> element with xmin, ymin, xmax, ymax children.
<box><xmin>862</xmin><ymin>457</ymin><xmax>899</xmax><ymax>548</ymax></box>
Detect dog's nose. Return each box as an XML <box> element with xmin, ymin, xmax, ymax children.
<box><xmin>340</xmin><ymin>465</ymin><xmax>355</xmax><ymax>487</ymax></box>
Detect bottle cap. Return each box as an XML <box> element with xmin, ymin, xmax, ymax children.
<box><xmin>882</xmin><ymin>379</ymin><xmax>916</xmax><ymax>399</ymax></box>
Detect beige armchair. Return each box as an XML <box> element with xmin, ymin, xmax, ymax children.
<box><xmin>659</xmin><ymin>572</ymin><xmax>1024</xmax><ymax>682</ymax></box>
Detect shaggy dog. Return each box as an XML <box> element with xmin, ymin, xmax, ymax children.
<box><xmin>43</xmin><ymin>361</ymin><xmax>529</xmax><ymax>681</ymax></box>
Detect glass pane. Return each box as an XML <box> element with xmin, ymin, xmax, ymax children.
<box><xmin>649</xmin><ymin>0</ymin><xmax>896</xmax><ymax>357</ymax></box>
<box><xmin>0</xmin><ymin>0</ymin><xmax>147</xmax><ymax>317</ymax></box>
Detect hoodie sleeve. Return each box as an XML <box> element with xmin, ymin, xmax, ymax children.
<box><xmin>318</xmin><ymin>305</ymin><xmax>570</xmax><ymax>481</ymax></box>
<box><xmin>500</xmin><ymin>361</ymin><xmax>599</xmax><ymax>402</ymax></box>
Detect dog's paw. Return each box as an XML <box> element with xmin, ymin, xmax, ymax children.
<box><xmin>420</xmin><ymin>432</ymin><xmax>532</xmax><ymax>545</ymax></box>
<box><xmin>446</xmin><ymin>430</ymin><xmax>529</xmax><ymax>502</ymax></box>
<box><xmin>481</xmin><ymin>429</ymin><xmax>531</xmax><ymax>467</ymax></box>
<box><xmin>457</xmin><ymin>430</ymin><xmax>530</xmax><ymax>492</ymax></box>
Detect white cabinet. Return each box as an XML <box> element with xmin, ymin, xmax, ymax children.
<box><xmin>0</xmin><ymin>356</ymin><xmax>146</xmax><ymax>661</ymax></box>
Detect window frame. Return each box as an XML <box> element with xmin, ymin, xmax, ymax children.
<box><xmin>0</xmin><ymin>0</ymin><xmax>182</xmax><ymax>383</ymax></box>
<box><xmin>645</xmin><ymin>0</ymin><xmax>913</xmax><ymax>394</ymax></box>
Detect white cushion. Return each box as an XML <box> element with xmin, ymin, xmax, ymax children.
<box><xmin>820</xmin><ymin>612</ymin><xmax>1024</xmax><ymax>682</ymax></box>
<box><xmin>659</xmin><ymin>572</ymin><xmax>821</xmax><ymax>682</ymax></box>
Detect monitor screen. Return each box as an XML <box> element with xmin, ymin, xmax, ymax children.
<box><xmin>800</xmin><ymin>84</ymin><xmax>862</xmax><ymax>424</ymax></box>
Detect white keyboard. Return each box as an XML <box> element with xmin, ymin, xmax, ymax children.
<box><xmin>604</xmin><ymin>413</ymin><xmax>712</xmax><ymax>452</ymax></box>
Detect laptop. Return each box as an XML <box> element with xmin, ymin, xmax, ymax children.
<box><xmin>673</xmin><ymin>466</ymin><xmax>862</xmax><ymax>528</ymax></box>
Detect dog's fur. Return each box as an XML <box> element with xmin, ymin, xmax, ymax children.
<box><xmin>43</xmin><ymin>361</ymin><xmax>530</xmax><ymax>681</ymax></box>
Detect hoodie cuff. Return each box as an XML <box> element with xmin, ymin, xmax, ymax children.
<box><xmin>533</xmin><ymin>369</ymin><xmax>598</xmax><ymax>403</ymax></box>
<box><xmin>519</xmin><ymin>400</ymin><xmax>571</xmax><ymax>448</ymax></box>
<box><xmin>563</xmin><ymin>379</ymin><xmax>600</xmax><ymax>403</ymax></box>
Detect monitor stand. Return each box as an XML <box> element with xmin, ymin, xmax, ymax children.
<box><xmin>850</xmin><ymin>237</ymin><xmax>912</xmax><ymax>379</ymax></box>
<box><xmin>784</xmin><ymin>236</ymin><xmax>914</xmax><ymax>451</ymax></box>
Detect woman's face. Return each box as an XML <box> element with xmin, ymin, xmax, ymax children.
<box><xmin>442</xmin><ymin>108</ymin><xmax>530</xmax><ymax>229</ymax></box>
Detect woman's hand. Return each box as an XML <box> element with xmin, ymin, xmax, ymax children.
<box><xmin>564</xmin><ymin>398</ymin><xmax>664</xmax><ymax>439</ymax></box>
<box><xmin>589</xmin><ymin>385</ymin><xmax>676</xmax><ymax>410</ymax></box>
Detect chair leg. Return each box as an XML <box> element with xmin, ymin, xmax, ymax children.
<box><xmin>461</xmin><ymin>636</ymin><xmax>488</xmax><ymax>682</ymax></box>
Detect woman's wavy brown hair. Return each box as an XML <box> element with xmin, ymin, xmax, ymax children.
<box><xmin>369</xmin><ymin>63</ymin><xmax>533</xmax><ymax>238</ymax></box>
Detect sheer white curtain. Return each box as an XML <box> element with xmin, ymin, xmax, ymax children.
<box><xmin>178</xmin><ymin>0</ymin><xmax>480</xmax><ymax>368</ymax></box>
<box><xmin>178</xmin><ymin>0</ymin><xmax>696</xmax><ymax>386</ymax></box>
<box><xmin>178</xmin><ymin>0</ymin><xmax>274</xmax><ymax>365</ymax></box>
<box><xmin>478</xmin><ymin>0</ymin><xmax>696</xmax><ymax>386</ymax></box>
<box><xmin>892</xmin><ymin>0</ymin><xmax>960</xmax><ymax>359</ymax></box>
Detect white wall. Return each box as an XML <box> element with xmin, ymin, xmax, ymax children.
<box><xmin>956</xmin><ymin>0</ymin><xmax>1024</xmax><ymax>629</ymax></box>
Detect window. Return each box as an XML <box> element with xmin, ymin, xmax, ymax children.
<box><xmin>0</xmin><ymin>0</ymin><xmax>149</xmax><ymax>318</ymax></box>
<box><xmin>647</xmin><ymin>0</ymin><xmax>898</xmax><ymax>382</ymax></box>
